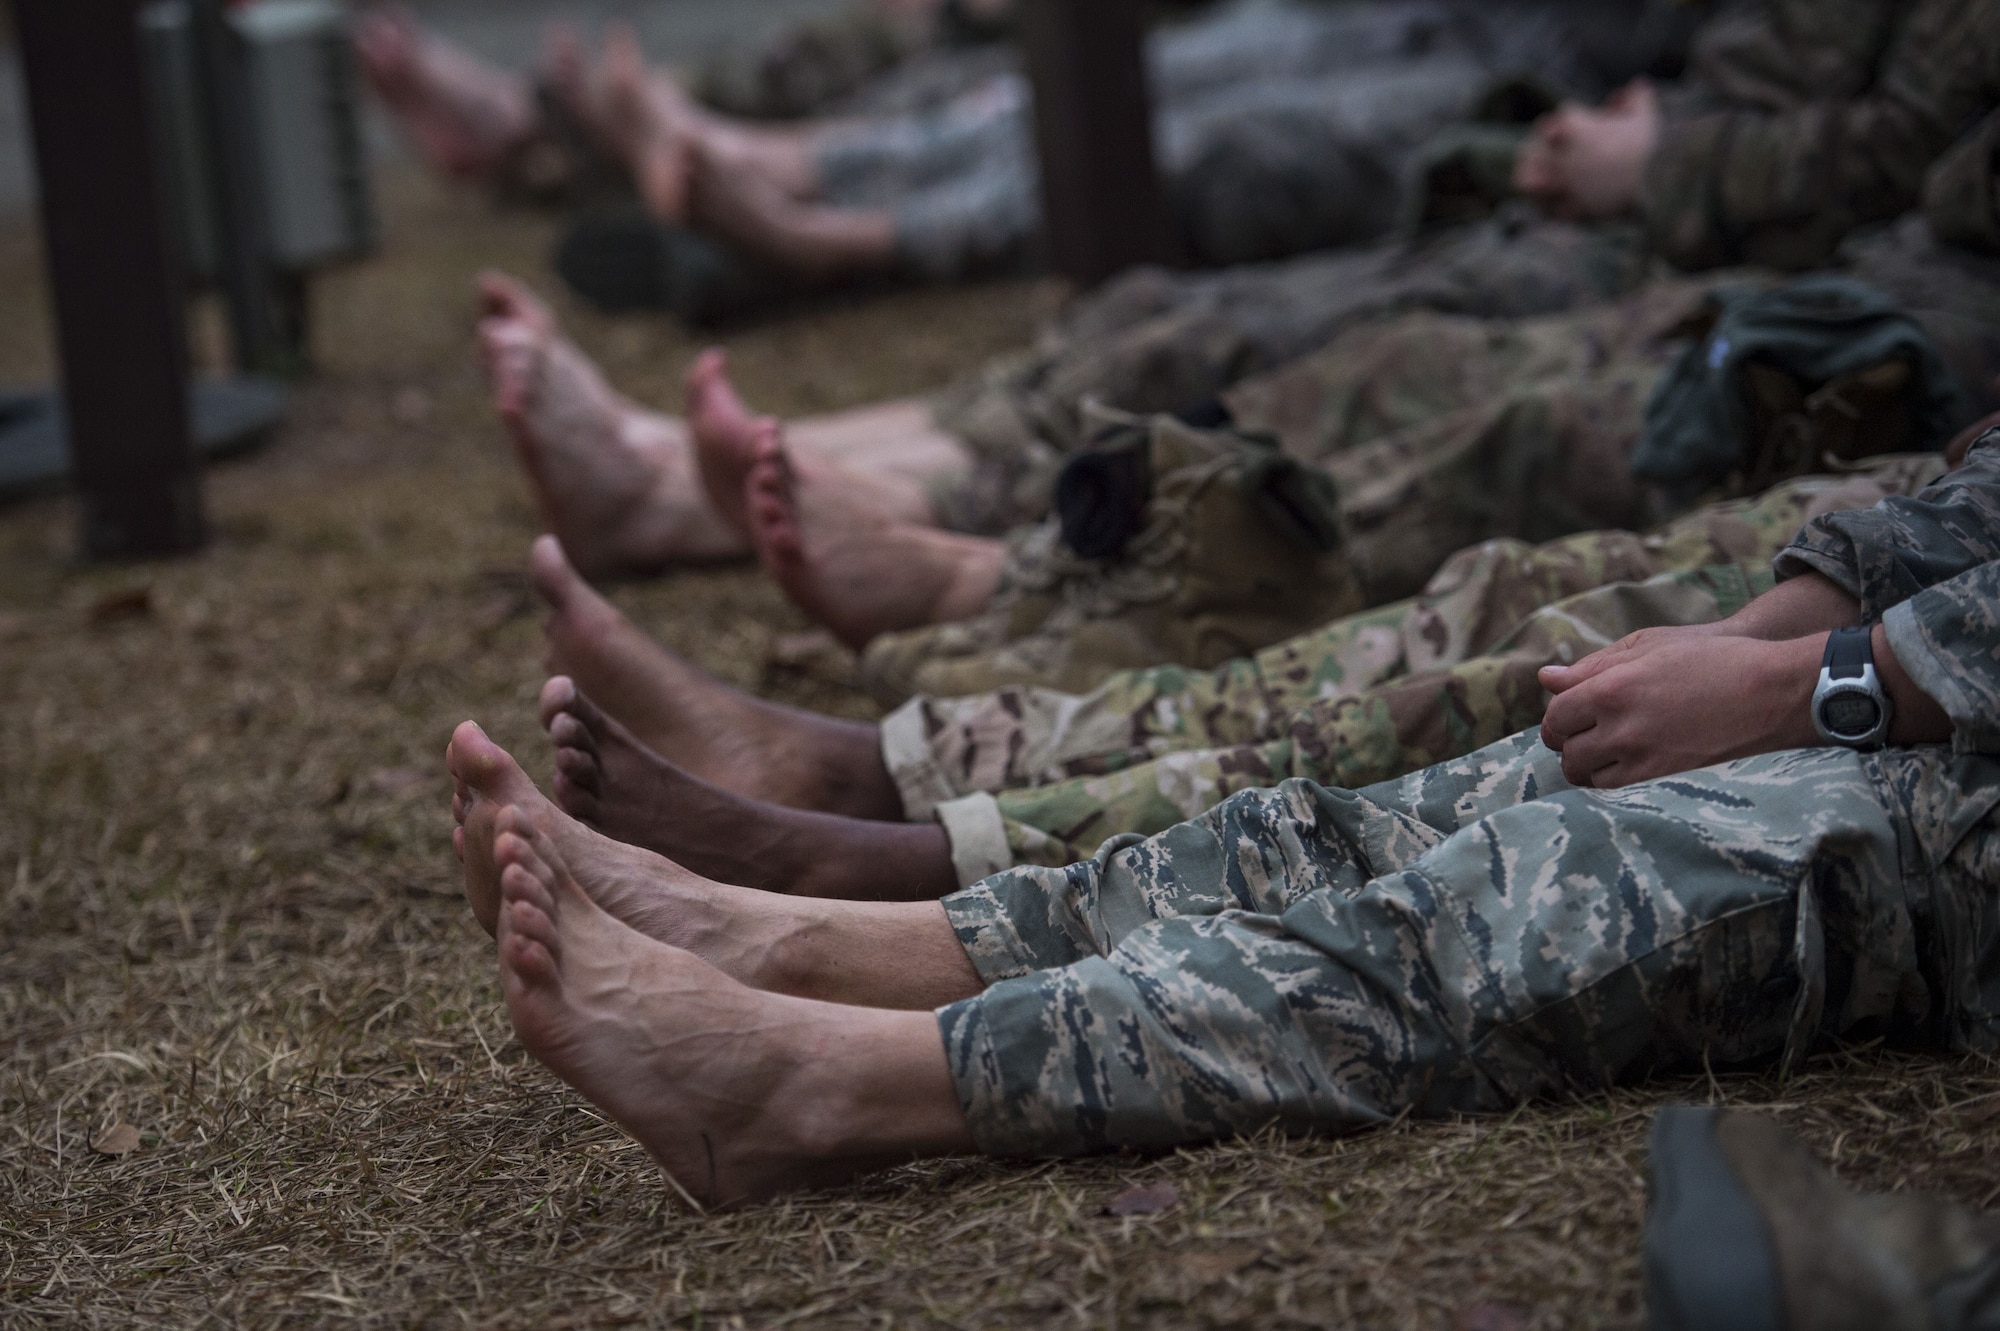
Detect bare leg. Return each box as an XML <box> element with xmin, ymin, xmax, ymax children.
<box><xmin>485</xmin><ymin>809</ymin><xmax>974</xmax><ymax>1206</ymax></box>
<box><xmin>687</xmin><ymin>139</ymin><xmax>900</xmax><ymax>277</ymax></box>
<box><xmin>355</xmin><ymin>9</ymin><xmax>537</xmax><ymax>180</ymax></box>
<box><xmin>477</xmin><ymin>274</ymin><xmax>748</xmax><ymax>574</ymax></box>
<box><xmin>529</xmin><ymin>536</ymin><xmax>904</xmax><ymax>816</ymax></box>
<box><xmin>686</xmin><ymin>349</ymin><xmax>942</xmax><ymax>539</ymax></box>
<box><xmin>449</xmin><ymin>720</ymin><xmax>982</xmax><ymax>1007</ymax></box>
<box><xmin>747</xmin><ymin>427</ymin><xmax>1005</xmax><ymax>649</ymax></box>
<box><xmin>537</xmin><ymin>676</ymin><xmax>957</xmax><ymax>898</ymax></box>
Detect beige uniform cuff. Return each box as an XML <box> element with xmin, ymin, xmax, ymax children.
<box><xmin>878</xmin><ymin>696</ymin><xmax>958</xmax><ymax>821</ymax></box>
<box><xmin>935</xmin><ymin>792</ymin><xmax>1013</xmax><ymax>888</ymax></box>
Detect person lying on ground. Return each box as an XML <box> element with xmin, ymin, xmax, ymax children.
<box><xmin>441</xmin><ymin>428</ymin><xmax>2000</xmax><ymax>1208</ymax></box>
<box><xmin>880</xmin><ymin>0</ymin><xmax>2000</xmax><ymax>535</ymax></box>
<box><xmin>353</xmin><ymin>0</ymin><xmax>1002</xmax><ymax>197</ymax></box>
<box><xmin>461</xmin><ymin>0</ymin><xmax>2000</xmax><ymax>579</ymax></box>
<box><xmin>518</xmin><ymin>450</ymin><xmax>1949</xmax><ymax>896</ymax></box>
<box><xmin>365</xmin><ymin>0</ymin><xmax>1700</xmax><ymax>292</ymax></box>
<box><xmin>482</xmin><ymin>262</ymin><xmax>1988</xmax><ymax>699</ymax></box>
<box><xmin>1512</xmin><ymin>0</ymin><xmax>2000</xmax><ymax>274</ymax></box>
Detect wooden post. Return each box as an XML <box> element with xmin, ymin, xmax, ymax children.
<box><xmin>15</xmin><ymin>0</ymin><xmax>205</xmax><ymax>559</ymax></box>
<box><xmin>1018</xmin><ymin>0</ymin><xmax>1176</xmax><ymax>287</ymax></box>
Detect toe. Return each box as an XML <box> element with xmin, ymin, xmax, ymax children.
<box><xmin>551</xmin><ymin>775</ymin><xmax>602</xmax><ymax>824</ymax></box>
<box><xmin>538</xmin><ymin>673</ymin><xmax>581</xmax><ymax>729</ymax></box>
<box><xmin>499</xmin><ymin>929</ymin><xmax>559</xmax><ymax>990</ymax></box>
<box><xmin>529</xmin><ymin>535</ymin><xmax>584</xmax><ymax>608</ymax></box>
<box><xmin>449</xmin><ymin>721</ymin><xmax>541</xmax><ymax>805</ymax></box>
<box><xmin>501</xmin><ymin>861</ymin><xmax>557</xmax><ymax>921</ymax></box>
<box><xmin>746</xmin><ymin>464</ymin><xmax>802</xmax><ymax>565</ymax></box>
<box><xmin>550</xmin><ymin>714</ymin><xmax>602</xmax><ymax>762</ymax></box>
<box><xmin>684</xmin><ymin>348</ymin><xmax>726</xmax><ymax>408</ymax></box>
<box><xmin>552</xmin><ymin>742</ymin><xmax>604</xmax><ymax>795</ymax></box>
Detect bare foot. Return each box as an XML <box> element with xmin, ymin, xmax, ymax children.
<box><xmin>686</xmin><ymin>139</ymin><xmax>899</xmax><ymax>278</ymax></box>
<box><xmin>746</xmin><ymin>426</ymin><xmax>1006</xmax><ymax>649</ymax></box>
<box><xmin>449</xmin><ymin>719</ymin><xmax>757</xmax><ymax>959</ymax></box>
<box><xmin>477</xmin><ymin>273</ymin><xmax>746</xmax><ymax>574</ymax></box>
<box><xmin>489</xmin><ymin>815</ymin><xmax>935</xmax><ymax>1205</ymax></box>
<box><xmin>687</xmin><ymin>351</ymin><xmax>949</xmax><ymax>538</ymax></box>
<box><xmin>529</xmin><ymin>535</ymin><xmax>899</xmax><ymax>817</ymax></box>
<box><xmin>450</xmin><ymin>720</ymin><xmax>978</xmax><ymax>1006</ymax></box>
<box><xmin>539</xmin><ymin>663</ymin><xmax>902</xmax><ymax>821</ymax></box>
<box><xmin>684</xmin><ymin>348</ymin><xmax>766</xmax><ymax>536</ymax></box>
<box><xmin>594</xmin><ymin>22</ymin><xmax>696</xmax><ymax>220</ymax></box>
<box><xmin>534</xmin><ymin>688</ymin><xmax>953</xmax><ymax>898</ymax></box>
<box><xmin>355</xmin><ymin>9</ymin><xmax>536</xmax><ymax>180</ymax></box>
<box><xmin>537</xmin><ymin>674</ymin><xmax>948</xmax><ymax>900</ymax></box>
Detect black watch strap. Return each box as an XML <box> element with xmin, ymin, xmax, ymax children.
<box><xmin>1822</xmin><ymin>624</ymin><xmax>1873</xmax><ymax>679</ymax></box>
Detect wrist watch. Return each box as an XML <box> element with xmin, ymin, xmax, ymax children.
<box><xmin>1811</xmin><ymin>625</ymin><xmax>1894</xmax><ymax>749</ymax></box>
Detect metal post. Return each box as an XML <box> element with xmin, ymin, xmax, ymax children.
<box><xmin>1018</xmin><ymin>0</ymin><xmax>1176</xmax><ymax>287</ymax></box>
<box><xmin>192</xmin><ymin>0</ymin><xmax>306</xmax><ymax>376</ymax></box>
<box><xmin>15</xmin><ymin>0</ymin><xmax>204</xmax><ymax>559</ymax></box>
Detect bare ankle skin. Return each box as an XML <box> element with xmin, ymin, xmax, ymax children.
<box><xmin>687</xmin><ymin>140</ymin><xmax>899</xmax><ymax>278</ymax></box>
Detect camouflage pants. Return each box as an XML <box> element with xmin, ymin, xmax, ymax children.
<box><xmin>937</xmin><ymin>730</ymin><xmax>1999</xmax><ymax>1157</ymax></box>
<box><xmin>818</xmin><ymin>29</ymin><xmax>1484</xmax><ymax>281</ymax></box>
<box><xmin>870</xmin><ymin>276</ymin><xmax>1757</xmax><ymax>704</ymax></box>
<box><xmin>930</xmin><ymin>215</ymin><xmax>1656</xmax><ymax>534</ymax></box>
<box><xmin>884</xmin><ymin>458</ymin><xmax>1947</xmax><ymax>882</ymax></box>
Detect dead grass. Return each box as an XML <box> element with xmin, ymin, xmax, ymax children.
<box><xmin>4</xmin><ymin>168</ymin><xmax>2000</xmax><ymax>1330</ymax></box>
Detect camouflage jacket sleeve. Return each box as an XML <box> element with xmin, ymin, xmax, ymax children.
<box><xmin>1882</xmin><ymin>561</ymin><xmax>2000</xmax><ymax>753</ymax></box>
<box><xmin>1643</xmin><ymin>0</ymin><xmax>2000</xmax><ymax>270</ymax></box>
<box><xmin>1774</xmin><ymin>429</ymin><xmax>2000</xmax><ymax>619</ymax></box>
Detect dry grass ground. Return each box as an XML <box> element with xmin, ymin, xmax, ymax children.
<box><xmin>4</xmin><ymin>169</ymin><xmax>2000</xmax><ymax>1330</ymax></box>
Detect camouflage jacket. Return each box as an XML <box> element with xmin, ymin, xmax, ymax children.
<box><xmin>1777</xmin><ymin>429</ymin><xmax>2000</xmax><ymax>754</ymax></box>
<box><xmin>1645</xmin><ymin>0</ymin><xmax>2000</xmax><ymax>270</ymax></box>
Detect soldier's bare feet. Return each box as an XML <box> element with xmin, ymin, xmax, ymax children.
<box><xmin>528</xmin><ymin>536</ymin><xmax>899</xmax><ymax>814</ymax></box>
<box><xmin>448</xmin><ymin>719</ymin><xmax>764</xmax><ymax>963</ymax></box>
<box><xmin>686</xmin><ymin>138</ymin><xmax>900</xmax><ymax>277</ymax></box>
<box><xmin>595</xmin><ymin>23</ymin><xmax>697</xmax><ymax>220</ymax></box>
<box><xmin>486</xmin><ymin>817</ymin><xmax>969</xmax><ymax>1206</ymax></box>
<box><xmin>450</xmin><ymin>720</ymin><xmax>981</xmax><ymax>1007</ymax></box>
<box><xmin>538</xmin><ymin>677</ymin><xmax>949</xmax><ymax>898</ymax></box>
<box><xmin>477</xmin><ymin>273</ymin><xmax>746</xmax><ymax>575</ymax></box>
<box><xmin>539</xmin><ymin>665</ymin><xmax>902</xmax><ymax>820</ymax></box>
<box><xmin>684</xmin><ymin>348</ymin><xmax>765</xmax><ymax>536</ymax></box>
<box><xmin>746</xmin><ymin>427</ymin><xmax>1005</xmax><ymax>649</ymax></box>
<box><xmin>688</xmin><ymin>351</ymin><xmax>952</xmax><ymax>538</ymax></box>
<box><xmin>355</xmin><ymin>10</ymin><xmax>536</xmax><ymax>180</ymax></box>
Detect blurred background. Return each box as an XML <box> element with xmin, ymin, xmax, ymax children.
<box><xmin>0</xmin><ymin>0</ymin><xmax>855</xmax><ymax>221</ymax></box>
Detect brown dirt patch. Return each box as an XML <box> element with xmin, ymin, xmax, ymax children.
<box><xmin>4</xmin><ymin>168</ymin><xmax>1998</xmax><ymax>1330</ymax></box>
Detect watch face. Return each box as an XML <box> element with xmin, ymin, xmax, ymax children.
<box><xmin>1821</xmin><ymin>692</ymin><xmax>1882</xmax><ymax>738</ymax></box>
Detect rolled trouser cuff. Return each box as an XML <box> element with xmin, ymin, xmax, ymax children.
<box><xmin>937</xmin><ymin>792</ymin><xmax>1014</xmax><ymax>887</ymax></box>
<box><xmin>879</xmin><ymin>696</ymin><xmax>957</xmax><ymax>820</ymax></box>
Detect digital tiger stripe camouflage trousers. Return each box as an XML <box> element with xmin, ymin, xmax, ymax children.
<box><xmin>936</xmin><ymin>730</ymin><xmax>2000</xmax><ymax>1157</ymax></box>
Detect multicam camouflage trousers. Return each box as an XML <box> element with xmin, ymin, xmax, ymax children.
<box><xmin>885</xmin><ymin>458</ymin><xmax>1948</xmax><ymax>883</ymax></box>
<box><xmin>937</xmin><ymin>729</ymin><xmax>2000</xmax><ymax>1156</ymax></box>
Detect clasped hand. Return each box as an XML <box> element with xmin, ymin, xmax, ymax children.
<box><xmin>1537</xmin><ymin>624</ymin><xmax>1820</xmax><ymax>789</ymax></box>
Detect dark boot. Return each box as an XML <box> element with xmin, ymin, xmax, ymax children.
<box><xmin>1645</xmin><ymin>1106</ymin><xmax>2000</xmax><ymax>1331</ymax></box>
